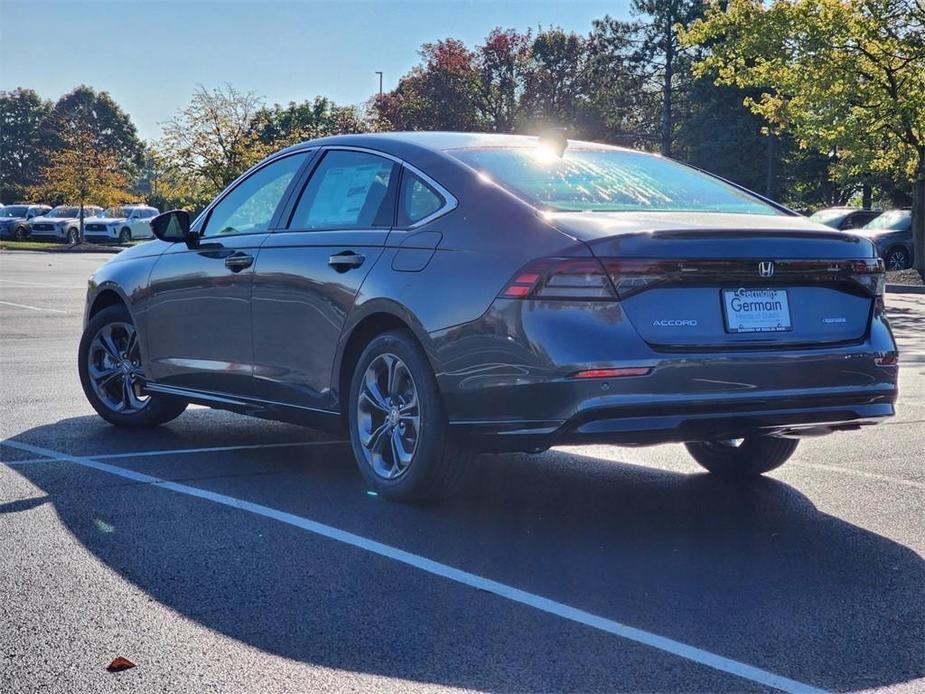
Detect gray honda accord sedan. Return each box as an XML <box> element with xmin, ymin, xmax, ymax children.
<box><xmin>79</xmin><ymin>132</ymin><xmax>898</xmax><ymax>500</ymax></box>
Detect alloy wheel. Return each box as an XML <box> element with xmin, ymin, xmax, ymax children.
<box><xmin>886</xmin><ymin>249</ymin><xmax>908</xmax><ymax>271</ymax></box>
<box><xmin>67</xmin><ymin>229</ymin><xmax>79</xmax><ymax>244</ymax></box>
<box><xmin>87</xmin><ymin>321</ymin><xmax>149</xmax><ymax>414</ymax></box>
<box><xmin>356</xmin><ymin>352</ymin><xmax>420</xmax><ymax>479</ymax></box>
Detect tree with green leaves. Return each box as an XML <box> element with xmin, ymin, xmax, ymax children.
<box><xmin>0</xmin><ymin>88</ymin><xmax>52</xmax><ymax>203</ymax></box>
<box><xmin>161</xmin><ymin>84</ymin><xmax>268</xmax><ymax>195</ymax></box>
<box><xmin>253</xmin><ymin>96</ymin><xmax>366</xmax><ymax>150</ymax></box>
<box><xmin>519</xmin><ymin>29</ymin><xmax>597</xmax><ymax>135</ymax></box>
<box><xmin>46</xmin><ymin>85</ymin><xmax>144</xmax><ymax>173</ymax></box>
<box><xmin>632</xmin><ymin>0</ymin><xmax>705</xmax><ymax>156</ymax></box>
<box><xmin>683</xmin><ymin>0</ymin><xmax>925</xmax><ymax>273</ymax></box>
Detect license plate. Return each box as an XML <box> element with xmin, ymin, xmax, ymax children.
<box><xmin>722</xmin><ymin>288</ymin><xmax>791</xmax><ymax>333</ymax></box>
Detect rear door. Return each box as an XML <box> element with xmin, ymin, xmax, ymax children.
<box><xmin>145</xmin><ymin>151</ymin><xmax>310</xmax><ymax>396</ymax></box>
<box><xmin>251</xmin><ymin>148</ymin><xmax>400</xmax><ymax>410</ymax></box>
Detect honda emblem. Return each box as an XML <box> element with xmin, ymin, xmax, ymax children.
<box><xmin>758</xmin><ymin>261</ymin><xmax>775</xmax><ymax>278</ymax></box>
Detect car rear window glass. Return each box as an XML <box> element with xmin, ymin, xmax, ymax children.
<box><xmin>398</xmin><ymin>170</ymin><xmax>443</xmax><ymax>226</ymax></box>
<box><xmin>863</xmin><ymin>210</ymin><xmax>911</xmax><ymax>231</ymax></box>
<box><xmin>451</xmin><ymin>146</ymin><xmax>782</xmax><ymax>215</ymax></box>
<box><xmin>289</xmin><ymin>150</ymin><xmax>398</xmax><ymax>230</ymax></box>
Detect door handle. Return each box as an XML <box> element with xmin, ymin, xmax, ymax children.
<box><xmin>224</xmin><ymin>252</ymin><xmax>254</xmax><ymax>272</ymax></box>
<box><xmin>328</xmin><ymin>252</ymin><xmax>366</xmax><ymax>271</ymax></box>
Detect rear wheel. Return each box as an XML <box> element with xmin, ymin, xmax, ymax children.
<box><xmin>79</xmin><ymin>304</ymin><xmax>187</xmax><ymax>427</ymax></box>
<box><xmin>348</xmin><ymin>330</ymin><xmax>466</xmax><ymax>502</ymax></box>
<box><xmin>685</xmin><ymin>435</ymin><xmax>798</xmax><ymax>477</ymax></box>
<box><xmin>885</xmin><ymin>246</ymin><xmax>910</xmax><ymax>271</ymax></box>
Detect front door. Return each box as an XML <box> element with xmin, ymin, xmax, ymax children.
<box><xmin>251</xmin><ymin>148</ymin><xmax>400</xmax><ymax>410</ymax></box>
<box><xmin>144</xmin><ymin>152</ymin><xmax>310</xmax><ymax>396</ymax></box>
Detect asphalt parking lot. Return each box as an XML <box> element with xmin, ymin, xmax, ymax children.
<box><xmin>1</xmin><ymin>250</ymin><xmax>923</xmax><ymax>693</ymax></box>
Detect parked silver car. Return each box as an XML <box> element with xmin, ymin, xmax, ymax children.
<box><xmin>850</xmin><ymin>209</ymin><xmax>914</xmax><ymax>270</ymax></box>
<box><xmin>29</xmin><ymin>205</ymin><xmax>103</xmax><ymax>243</ymax></box>
<box><xmin>83</xmin><ymin>205</ymin><xmax>160</xmax><ymax>244</ymax></box>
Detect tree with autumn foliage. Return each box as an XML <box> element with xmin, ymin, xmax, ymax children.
<box><xmin>373</xmin><ymin>39</ymin><xmax>484</xmax><ymax>131</ymax></box>
<box><xmin>30</xmin><ymin>119</ymin><xmax>131</xmax><ymax>238</ymax></box>
<box><xmin>683</xmin><ymin>0</ymin><xmax>925</xmax><ymax>273</ymax></box>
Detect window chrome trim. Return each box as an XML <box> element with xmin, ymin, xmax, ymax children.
<box><xmin>315</xmin><ymin>145</ymin><xmax>458</xmax><ymax>230</ymax></box>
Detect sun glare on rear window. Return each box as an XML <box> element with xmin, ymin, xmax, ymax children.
<box><xmin>451</xmin><ymin>147</ymin><xmax>782</xmax><ymax>215</ymax></box>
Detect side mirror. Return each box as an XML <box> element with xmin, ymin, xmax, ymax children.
<box><xmin>151</xmin><ymin>209</ymin><xmax>197</xmax><ymax>248</ymax></box>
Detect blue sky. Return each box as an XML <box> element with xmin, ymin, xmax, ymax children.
<box><xmin>1</xmin><ymin>0</ymin><xmax>632</xmax><ymax>142</ymax></box>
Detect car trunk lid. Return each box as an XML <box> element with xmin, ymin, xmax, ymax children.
<box><xmin>549</xmin><ymin>213</ymin><xmax>882</xmax><ymax>350</ymax></box>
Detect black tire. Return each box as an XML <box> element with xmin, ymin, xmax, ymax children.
<box><xmin>66</xmin><ymin>228</ymin><xmax>79</xmax><ymax>244</ymax></box>
<box><xmin>347</xmin><ymin>329</ymin><xmax>467</xmax><ymax>502</ymax></box>
<box><xmin>79</xmin><ymin>304</ymin><xmax>187</xmax><ymax>428</ymax></box>
<box><xmin>685</xmin><ymin>435</ymin><xmax>798</xmax><ymax>477</ymax></box>
<box><xmin>14</xmin><ymin>225</ymin><xmax>27</xmax><ymax>240</ymax></box>
<box><xmin>884</xmin><ymin>246</ymin><xmax>910</xmax><ymax>271</ymax></box>
<box><xmin>119</xmin><ymin>227</ymin><xmax>131</xmax><ymax>244</ymax></box>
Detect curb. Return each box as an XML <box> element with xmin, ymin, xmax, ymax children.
<box><xmin>886</xmin><ymin>284</ymin><xmax>925</xmax><ymax>295</ymax></box>
<box><xmin>0</xmin><ymin>244</ymin><xmax>125</xmax><ymax>255</ymax></box>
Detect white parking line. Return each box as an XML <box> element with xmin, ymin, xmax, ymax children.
<box><xmin>3</xmin><ymin>439</ymin><xmax>348</xmax><ymax>466</ymax></box>
<box><xmin>0</xmin><ymin>300</ymin><xmax>68</xmax><ymax>314</ymax></box>
<box><xmin>797</xmin><ymin>462</ymin><xmax>925</xmax><ymax>490</ymax></box>
<box><xmin>0</xmin><ymin>279</ymin><xmax>81</xmax><ymax>289</ymax></box>
<box><xmin>3</xmin><ymin>438</ymin><xmax>828</xmax><ymax>694</ymax></box>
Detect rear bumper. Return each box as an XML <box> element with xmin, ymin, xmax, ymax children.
<box><xmin>450</xmin><ymin>388</ymin><xmax>895</xmax><ymax>450</ymax></box>
<box><xmin>434</xmin><ymin>298</ymin><xmax>899</xmax><ymax>451</ymax></box>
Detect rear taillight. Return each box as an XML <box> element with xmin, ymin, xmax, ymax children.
<box><xmin>848</xmin><ymin>258</ymin><xmax>885</xmax><ymax>297</ymax></box>
<box><xmin>500</xmin><ymin>258</ymin><xmax>616</xmax><ymax>300</ymax></box>
<box><xmin>599</xmin><ymin>259</ymin><xmax>670</xmax><ymax>299</ymax></box>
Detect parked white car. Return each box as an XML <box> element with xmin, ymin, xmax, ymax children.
<box><xmin>83</xmin><ymin>205</ymin><xmax>160</xmax><ymax>244</ymax></box>
<box><xmin>29</xmin><ymin>205</ymin><xmax>103</xmax><ymax>243</ymax></box>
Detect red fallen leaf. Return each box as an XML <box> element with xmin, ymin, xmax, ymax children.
<box><xmin>106</xmin><ymin>657</ymin><xmax>136</xmax><ymax>672</ymax></box>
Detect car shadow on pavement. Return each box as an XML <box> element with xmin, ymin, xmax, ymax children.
<box><xmin>4</xmin><ymin>414</ymin><xmax>924</xmax><ymax>692</ymax></box>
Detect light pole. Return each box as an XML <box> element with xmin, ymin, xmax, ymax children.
<box><xmin>375</xmin><ymin>71</ymin><xmax>383</xmax><ymax>97</ymax></box>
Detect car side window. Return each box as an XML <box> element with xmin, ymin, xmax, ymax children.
<box><xmin>203</xmin><ymin>153</ymin><xmax>307</xmax><ymax>237</ymax></box>
<box><xmin>398</xmin><ymin>170</ymin><xmax>444</xmax><ymax>227</ymax></box>
<box><xmin>288</xmin><ymin>150</ymin><xmax>398</xmax><ymax>230</ymax></box>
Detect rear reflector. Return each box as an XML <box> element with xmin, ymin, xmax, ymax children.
<box><xmin>571</xmin><ymin>367</ymin><xmax>652</xmax><ymax>379</ymax></box>
<box><xmin>874</xmin><ymin>355</ymin><xmax>898</xmax><ymax>366</ymax></box>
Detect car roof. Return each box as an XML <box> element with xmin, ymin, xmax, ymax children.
<box><xmin>276</xmin><ymin>131</ymin><xmax>628</xmax><ymax>157</ymax></box>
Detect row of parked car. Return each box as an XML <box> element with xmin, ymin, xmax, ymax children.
<box><xmin>0</xmin><ymin>200</ymin><xmax>914</xmax><ymax>269</ymax></box>
<box><xmin>0</xmin><ymin>203</ymin><xmax>160</xmax><ymax>244</ymax></box>
<box><xmin>809</xmin><ymin>206</ymin><xmax>915</xmax><ymax>271</ymax></box>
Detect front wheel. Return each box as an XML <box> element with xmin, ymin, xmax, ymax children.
<box><xmin>119</xmin><ymin>227</ymin><xmax>131</xmax><ymax>244</ymax></box>
<box><xmin>348</xmin><ymin>330</ymin><xmax>467</xmax><ymax>502</ymax></box>
<box><xmin>14</xmin><ymin>225</ymin><xmax>27</xmax><ymax>240</ymax></box>
<box><xmin>685</xmin><ymin>435</ymin><xmax>798</xmax><ymax>478</ymax></box>
<box><xmin>79</xmin><ymin>304</ymin><xmax>187</xmax><ymax>427</ymax></box>
<box><xmin>66</xmin><ymin>228</ymin><xmax>79</xmax><ymax>244</ymax></box>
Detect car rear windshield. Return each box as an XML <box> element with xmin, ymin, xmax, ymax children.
<box><xmin>0</xmin><ymin>206</ymin><xmax>28</xmax><ymax>217</ymax></box>
<box><xmin>450</xmin><ymin>146</ymin><xmax>782</xmax><ymax>215</ymax></box>
<box><xmin>863</xmin><ymin>210</ymin><xmax>911</xmax><ymax>231</ymax></box>
<box><xmin>809</xmin><ymin>209</ymin><xmax>852</xmax><ymax>224</ymax></box>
